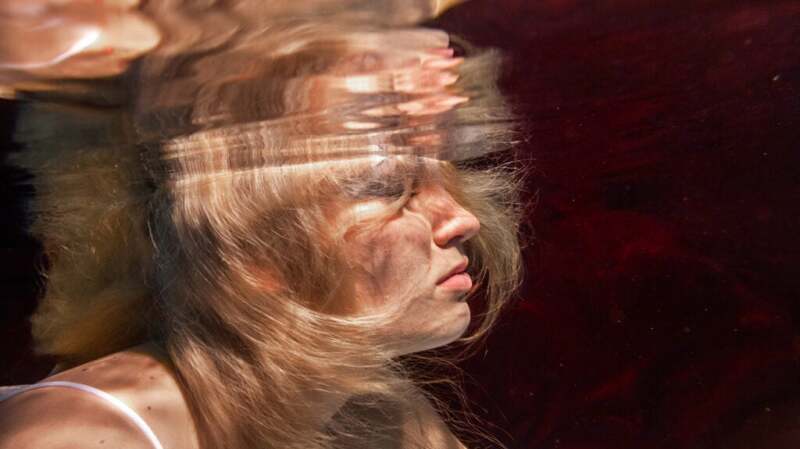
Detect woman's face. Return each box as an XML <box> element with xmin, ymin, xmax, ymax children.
<box><xmin>329</xmin><ymin>158</ymin><xmax>480</xmax><ymax>355</ymax></box>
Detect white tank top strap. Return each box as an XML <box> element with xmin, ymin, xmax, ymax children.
<box><xmin>0</xmin><ymin>380</ymin><xmax>164</xmax><ymax>449</ymax></box>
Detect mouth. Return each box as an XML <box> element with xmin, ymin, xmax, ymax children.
<box><xmin>437</xmin><ymin>258</ymin><xmax>472</xmax><ymax>291</ymax></box>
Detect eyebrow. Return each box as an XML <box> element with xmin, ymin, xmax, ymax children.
<box><xmin>338</xmin><ymin>156</ymin><xmax>434</xmax><ymax>198</ymax></box>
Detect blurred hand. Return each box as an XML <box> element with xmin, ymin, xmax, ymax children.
<box><xmin>228</xmin><ymin>0</ymin><xmax>466</xmax><ymax>26</ymax></box>
<box><xmin>0</xmin><ymin>0</ymin><xmax>159</xmax><ymax>90</ymax></box>
<box><xmin>304</xmin><ymin>29</ymin><xmax>467</xmax><ymax>132</ymax></box>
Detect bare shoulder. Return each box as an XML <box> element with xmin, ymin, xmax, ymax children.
<box><xmin>0</xmin><ymin>384</ymin><xmax>155</xmax><ymax>449</ymax></box>
<box><xmin>0</xmin><ymin>343</ymin><xmax>198</xmax><ymax>449</ymax></box>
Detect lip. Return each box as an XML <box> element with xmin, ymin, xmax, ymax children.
<box><xmin>437</xmin><ymin>258</ymin><xmax>469</xmax><ymax>285</ymax></box>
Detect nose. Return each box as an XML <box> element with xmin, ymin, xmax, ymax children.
<box><xmin>432</xmin><ymin>197</ymin><xmax>481</xmax><ymax>248</ymax></box>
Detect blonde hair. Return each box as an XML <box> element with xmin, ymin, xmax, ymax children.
<box><xmin>10</xmin><ymin>21</ymin><xmax>523</xmax><ymax>449</ymax></box>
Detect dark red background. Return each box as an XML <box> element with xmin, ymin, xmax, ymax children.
<box><xmin>2</xmin><ymin>1</ymin><xmax>800</xmax><ymax>448</ymax></box>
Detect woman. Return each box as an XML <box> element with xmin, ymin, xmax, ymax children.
<box><xmin>0</xmin><ymin>1</ymin><xmax>523</xmax><ymax>448</ymax></box>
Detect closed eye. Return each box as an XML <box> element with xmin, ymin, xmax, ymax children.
<box><xmin>353</xmin><ymin>179</ymin><xmax>407</xmax><ymax>199</ymax></box>
<box><xmin>341</xmin><ymin>157</ymin><xmax>422</xmax><ymax>201</ymax></box>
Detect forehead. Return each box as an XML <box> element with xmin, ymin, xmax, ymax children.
<box><xmin>272</xmin><ymin>154</ymin><xmax>448</xmax><ymax>182</ymax></box>
<box><xmin>322</xmin><ymin>156</ymin><xmax>454</xmax><ymax>220</ymax></box>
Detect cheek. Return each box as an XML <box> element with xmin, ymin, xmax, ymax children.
<box><xmin>352</xmin><ymin>214</ymin><xmax>432</xmax><ymax>296</ymax></box>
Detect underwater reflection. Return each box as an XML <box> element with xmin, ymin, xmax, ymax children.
<box><xmin>2</xmin><ymin>0</ymin><xmax>515</xmax><ymax>184</ymax></box>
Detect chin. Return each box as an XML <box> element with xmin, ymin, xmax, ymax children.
<box><xmin>413</xmin><ymin>302</ymin><xmax>471</xmax><ymax>353</ymax></box>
